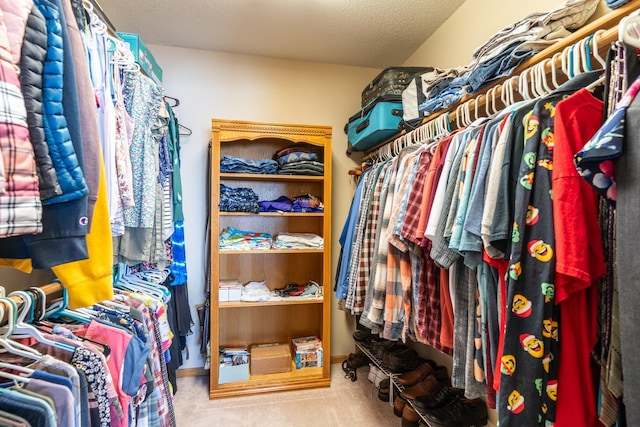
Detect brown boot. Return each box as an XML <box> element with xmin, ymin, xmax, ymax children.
<box><xmin>401</xmin><ymin>404</ymin><xmax>421</xmax><ymax>427</ymax></box>
<box><xmin>396</xmin><ymin>361</ymin><xmax>437</xmax><ymax>386</ymax></box>
<box><xmin>393</xmin><ymin>395</ymin><xmax>407</xmax><ymax>417</ymax></box>
<box><xmin>400</xmin><ymin>374</ymin><xmax>443</xmax><ymax>401</ymax></box>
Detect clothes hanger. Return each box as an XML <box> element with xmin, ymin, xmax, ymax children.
<box><xmin>165</xmin><ymin>96</ymin><xmax>180</xmax><ymax>107</ymax></box>
<box><xmin>0</xmin><ymin>361</ymin><xmax>34</xmax><ymax>376</ymax></box>
<box><xmin>518</xmin><ymin>68</ymin><xmax>532</xmax><ymax>100</ymax></box>
<box><xmin>7</xmin><ymin>291</ymin><xmax>64</xmax><ymax>348</ymax></box>
<box><xmin>536</xmin><ymin>61</ymin><xmax>553</xmax><ymax>96</ymax></box>
<box><xmin>179</xmin><ymin>123</ymin><xmax>193</xmax><ymax>136</ymax></box>
<box><xmin>0</xmin><ymin>299</ymin><xmax>44</xmax><ymax>362</ymax></box>
<box><xmin>591</xmin><ymin>30</ymin><xmax>607</xmax><ymax>69</ymax></box>
<box><xmin>583</xmin><ymin>36</ymin><xmax>593</xmax><ymax>72</ymax></box>
<box><xmin>116</xmin><ymin>273</ymin><xmax>170</xmax><ymax>302</ymax></box>
<box><xmin>561</xmin><ymin>45</ymin><xmax>574</xmax><ymax>79</ymax></box>
<box><xmin>473</xmin><ymin>96</ymin><xmax>481</xmax><ymax>121</ymax></box>
<box><xmin>0</xmin><ymin>369</ymin><xmax>31</xmax><ymax>384</ymax></box>
<box><xmin>6</xmin><ymin>291</ymin><xmax>76</xmax><ymax>353</ymax></box>
<box><xmin>501</xmin><ymin>78</ymin><xmax>513</xmax><ymax>108</ymax></box>
<box><xmin>550</xmin><ymin>53</ymin><xmax>562</xmax><ymax>90</ymax></box>
<box><xmin>619</xmin><ymin>11</ymin><xmax>640</xmax><ymax>48</ymax></box>
<box><xmin>455</xmin><ymin>104</ymin><xmax>465</xmax><ymax>129</ymax></box>
<box><xmin>28</xmin><ymin>287</ymin><xmax>47</xmax><ymax>323</ymax></box>
<box><xmin>43</xmin><ymin>289</ymin><xmax>92</xmax><ymax>324</ymax></box>
<box><xmin>463</xmin><ymin>100</ymin><xmax>472</xmax><ymax>127</ymax></box>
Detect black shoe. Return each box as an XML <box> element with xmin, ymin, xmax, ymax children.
<box><xmin>370</xmin><ymin>339</ymin><xmax>401</xmax><ymax>361</ymax></box>
<box><xmin>413</xmin><ymin>385</ymin><xmax>464</xmax><ymax>411</ymax></box>
<box><xmin>421</xmin><ymin>395</ymin><xmax>488</xmax><ymax>427</ymax></box>
<box><xmin>377</xmin><ymin>378</ymin><xmax>390</xmax><ymax>402</ymax></box>
<box><xmin>352</xmin><ymin>329</ymin><xmax>374</xmax><ymax>348</ymax></box>
<box><xmin>382</xmin><ymin>347</ymin><xmax>420</xmax><ymax>373</ymax></box>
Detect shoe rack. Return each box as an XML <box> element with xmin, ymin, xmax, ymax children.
<box><xmin>209</xmin><ymin>119</ymin><xmax>332</xmax><ymax>399</ymax></box>
<box><xmin>354</xmin><ymin>341</ymin><xmax>438</xmax><ymax>427</ymax></box>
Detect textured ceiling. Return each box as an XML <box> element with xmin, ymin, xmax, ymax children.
<box><xmin>94</xmin><ymin>0</ymin><xmax>466</xmax><ymax>68</ymax></box>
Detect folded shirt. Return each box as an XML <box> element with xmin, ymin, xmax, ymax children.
<box><xmin>240</xmin><ymin>281</ymin><xmax>271</xmax><ymax>302</ymax></box>
<box><xmin>278</xmin><ymin>161</ymin><xmax>324</xmax><ymax>176</ymax></box>
<box><xmin>272</xmin><ymin>143</ymin><xmax>319</xmax><ymax>160</ymax></box>
<box><xmin>293</xmin><ymin>194</ymin><xmax>324</xmax><ymax>212</ymax></box>
<box><xmin>259</xmin><ymin>194</ymin><xmax>324</xmax><ymax>213</ymax></box>
<box><xmin>221</xmin><ymin>155</ymin><xmax>278</xmax><ymax>174</ymax></box>
<box><xmin>219</xmin><ymin>184</ymin><xmax>260</xmax><ymax>213</ymax></box>
<box><xmin>273</xmin><ymin>232</ymin><xmax>324</xmax><ymax>249</ymax></box>
<box><xmin>219</xmin><ymin>226</ymin><xmax>273</xmax><ymax>250</ymax></box>
<box><xmin>276</xmin><ymin>151</ymin><xmax>319</xmax><ymax>167</ymax></box>
<box><xmin>259</xmin><ymin>196</ymin><xmax>293</xmax><ymax>212</ymax></box>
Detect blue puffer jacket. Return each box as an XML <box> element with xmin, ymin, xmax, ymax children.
<box><xmin>34</xmin><ymin>0</ymin><xmax>88</xmax><ymax>203</ymax></box>
<box><xmin>19</xmin><ymin>3</ymin><xmax>63</xmax><ymax>200</ymax></box>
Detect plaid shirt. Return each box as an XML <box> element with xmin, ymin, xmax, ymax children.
<box><xmin>346</xmin><ymin>165</ymin><xmax>383</xmax><ymax>312</ymax></box>
<box><xmin>0</xmin><ymin>18</ymin><xmax>41</xmax><ymax>236</ymax></box>
<box><xmin>360</xmin><ymin>161</ymin><xmax>395</xmax><ymax>332</ymax></box>
<box><xmin>387</xmin><ymin>146</ymin><xmax>421</xmax><ymax>251</ymax></box>
<box><xmin>363</xmin><ymin>158</ymin><xmax>399</xmax><ymax>330</ymax></box>
<box><xmin>353</xmin><ymin>161</ymin><xmax>392</xmax><ymax>315</ymax></box>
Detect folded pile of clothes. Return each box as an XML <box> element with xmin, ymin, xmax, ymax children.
<box><xmin>219</xmin><ymin>227</ymin><xmax>273</xmax><ymax>250</ymax></box>
<box><xmin>258</xmin><ymin>194</ymin><xmax>324</xmax><ymax>213</ymax></box>
<box><xmin>273</xmin><ymin>232</ymin><xmax>324</xmax><ymax>249</ymax></box>
<box><xmin>219</xmin><ymin>184</ymin><xmax>260</xmax><ymax>213</ymax></box>
<box><xmin>273</xmin><ymin>143</ymin><xmax>324</xmax><ymax>176</ymax></box>
<box><xmin>220</xmin><ymin>155</ymin><xmax>278</xmax><ymax>174</ymax></box>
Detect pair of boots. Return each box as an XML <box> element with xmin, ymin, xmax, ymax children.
<box><xmin>392</xmin><ymin>361</ymin><xmax>488</xmax><ymax>427</ymax></box>
<box><xmin>392</xmin><ymin>361</ymin><xmax>450</xmax><ymax>417</ymax></box>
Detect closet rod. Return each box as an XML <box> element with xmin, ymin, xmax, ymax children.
<box><xmin>359</xmin><ymin>0</ymin><xmax>640</xmax><ymax>161</ymax></box>
<box><xmin>85</xmin><ymin>0</ymin><xmax>117</xmax><ymax>34</ymax></box>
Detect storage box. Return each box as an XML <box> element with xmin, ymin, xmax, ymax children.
<box><xmin>250</xmin><ymin>344</ymin><xmax>292</xmax><ymax>375</ymax></box>
<box><xmin>228</xmin><ymin>286</ymin><xmax>242</xmax><ymax>301</ymax></box>
<box><xmin>218</xmin><ymin>288</ymin><xmax>229</xmax><ymax>302</ymax></box>
<box><xmin>295</xmin><ymin>348</ymin><xmax>323</xmax><ymax>369</ymax></box>
<box><xmin>292</xmin><ymin>336</ymin><xmax>322</xmax><ymax>352</ymax></box>
<box><xmin>218</xmin><ymin>362</ymin><xmax>249</xmax><ymax>384</ymax></box>
<box><xmin>117</xmin><ymin>32</ymin><xmax>163</xmax><ymax>84</ymax></box>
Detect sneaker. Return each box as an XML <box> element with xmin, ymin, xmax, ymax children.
<box><xmin>367</xmin><ymin>364</ymin><xmax>387</xmax><ymax>388</ymax></box>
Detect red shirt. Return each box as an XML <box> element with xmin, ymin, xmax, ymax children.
<box><xmin>552</xmin><ymin>88</ymin><xmax>606</xmax><ymax>427</ymax></box>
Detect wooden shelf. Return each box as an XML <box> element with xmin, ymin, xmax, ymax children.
<box><xmin>210</xmin><ymin>118</ymin><xmax>332</xmax><ymax>399</ymax></box>
<box><xmin>219</xmin><ymin>248</ymin><xmax>324</xmax><ymax>254</ymax></box>
<box><xmin>219</xmin><ymin>297</ymin><xmax>324</xmax><ymax>308</ymax></box>
<box><xmin>220</xmin><ymin>173</ymin><xmax>324</xmax><ymax>182</ymax></box>
<box><xmin>219</xmin><ymin>212</ymin><xmax>324</xmax><ymax>217</ymax></box>
<box><xmin>210</xmin><ymin>364</ymin><xmax>328</xmax><ymax>399</ymax></box>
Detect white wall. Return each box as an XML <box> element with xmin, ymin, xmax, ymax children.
<box><xmin>148</xmin><ymin>45</ymin><xmax>379</xmax><ymax>369</ymax></box>
<box><xmin>405</xmin><ymin>0</ymin><xmax>609</xmax><ymax>69</ymax></box>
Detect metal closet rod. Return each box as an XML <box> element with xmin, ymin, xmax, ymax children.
<box><xmin>85</xmin><ymin>0</ymin><xmax>117</xmax><ymax>34</ymax></box>
<box><xmin>359</xmin><ymin>0</ymin><xmax>640</xmax><ymax>162</ymax></box>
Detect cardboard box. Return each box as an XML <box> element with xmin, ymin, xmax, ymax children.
<box><xmin>295</xmin><ymin>348</ymin><xmax>323</xmax><ymax>369</ymax></box>
<box><xmin>219</xmin><ymin>362</ymin><xmax>249</xmax><ymax>384</ymax></box>
<box><xmin>250</xmin><ymin>344</ymin><xmax>291</xmax><ymax>375</ymax></box>
<box><xmin>117</xmin><ymin>32</ymin><xmax>163</xmax><ymax>84</ymax></box>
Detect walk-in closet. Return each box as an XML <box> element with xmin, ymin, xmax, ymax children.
<box><xmin>0</xmin><ymin>0</ymin><xmax>638</xmax><ymax>426</ymax></box>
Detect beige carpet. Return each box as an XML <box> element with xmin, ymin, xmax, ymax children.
<box><xmin>174</xmin><ymin>363</ymin><xmax>402</xmax><ymax>426</ymax></box>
